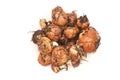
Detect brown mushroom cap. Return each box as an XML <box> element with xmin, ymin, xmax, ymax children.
<box><xmin>46</xmin><ymin>24</ymin><xmax>62</xmax><ymax>41</ymax></box>
<box><xmin>52</xmin><ymin>46</ymin><xmax>68</xmax><ymax>66</ymax></box>
<box><xmin>52</xmin><ymin>6</ymin><xmax>68</xmax><ymax>26</ymax></box>
<box><xmin>78</xmin><ymin>27</ymin><xmax>100</xmax><ymax>53</ymax></box>
<box><xmin>77</xmin><ymin>15</ymin><xmax>90</xmax><ymax>29</ymax></box>
<box><xmin>64</xmin><ymin>26</ymin><xmax>79</xmax><ymax>39</ymax></box>
<box><xmin>32</xmin><ymin>30</ymin><xmax>45</xmax><ymax>44</ymax></box>
<box><xmin>38</xmin><ymin>37</ymin><xmax>52</xmax><ymax>54</ymax></box>
<box><xmin>38</xmin><ymin>53</ymin><xmax>51</xmax><ymax>66</ymax></box>
<box><xmin>67</xmin><ymin>11</ymin><xmax>77</xmax><ymax>26</ymax></box>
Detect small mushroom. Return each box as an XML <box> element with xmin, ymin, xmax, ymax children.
<box><xmin>32</xmin><ymin>30</ymin><xmax>45</xmax><ymax>44</ymax></box>
<box><xmin>37</xmin><ymin>37</ymin><xmax>52</xmax><ymax>54</ymax></box>
<box><xmin>67</xmin><ymin>11</ymin><xmax>77</xmax><ymax>26</ymax></box>
<box><xmin>38</xmin><ymin>53</ymin><xmax>51</xmax><ymax>66</ymax></box>
<box><xmin>52</xmin><ymin>6</ymin><xmax>68</xmax><ymax>26</ymax></box>
<box><xmin>52</xmin><ymin>46</ymin><xmax>68</xmax><ymax>66</ymax></box>
<box><xmin>69</xmin><ymin>45</ymin><xmax>81</xmax><ymax>67</ymax></box>
<box><xmin>51</xmin><ymin>46</ymin><xmax>68</xmax><ymax>72</ymax></box>
<box><xmin>46</xmin><ymin>24</ymin><xmax>62</xmax><ymax>41</ymax></box>
<box><xmin>64</xmin><ymin>26</ymin><xmax>79</xmax><ymax>39</ymax></box>
<box><xmin>78</xmin><ymin>27</ymin><xmax>100</xmax><ymax>53</ymax></box>
<box><xmin>77</xmin><ymin>15</ymin><xmax>90</xmax><ymax>29</ymax></box>
<box><xmin>39</xmin><ymin>19</ymin><xmax>47</xmax><ymax>29</ymax></box>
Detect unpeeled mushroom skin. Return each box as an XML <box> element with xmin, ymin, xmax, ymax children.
<box><xmin>51</xmin><ymin>46</ymin><xmax>68</xmax><ymax>72</ymax></box>
<box><xmin>69</xmin><ymin>45</ymin><xmax>81</xmax><ymax>67</ymax></box>
<box><xmin>38</xmin><ymin>53</ymin><xmax>51</xmax><ymax>66</ymax></box>
<box><xmin>78</xmin><ymin>27</ymin><xmax>100</xmax><ymax>53</ymax></box>
<box><xmin>46</xmin><ymin>24</ymin><xmax>62</xmax><ymax>41</ymax></box>
<box><xmin>67</xmin><ymin>11</ymin><xmax>77</xmax><ymax>26</ymax></box>
<box><xmin>37</xmin><ymin>37</ymin><xmax>52</xmax><ymax>54</ymax></box>
<box><xmin>52</xmin><ymin>46</ymin><xmax>68</xmax><ymax>66</ymax></box>
<box><xmin>77</xmin><ymin>15</ymin><xmax>90</xmax><ymax>29</ymax></box>
<box><xmin>64</xmin><ymin>26</ymin><xmax>79</xmax><ymax>39</ymax></box>
<box><xmin>52</xmin><ymin>6</ymin><xmax>68</xmax><ymax>26</ymax></box>
<box><xmin>32</xmin><ymin>30</ymin><xmax>45</xmax><ymax>44</ymax></box>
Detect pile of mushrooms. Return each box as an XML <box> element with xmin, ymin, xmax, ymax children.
<box><xmin>32</xmin><ymin>6</ymin><xmax>100</xmax><ymax>73</ymax></box>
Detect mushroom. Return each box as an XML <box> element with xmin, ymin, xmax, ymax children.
<box><xmin>52</xmin><ymin>6</ymin><xmax>68</xmax><ymax>26</ymax></box>
<box><xmin>77</xmin><ymin>15</ymin><xmax>90</xmax><ymax>29</ymax></box>
<box><xmin>78</xmin><ymin>27</ymin><xmax>100</xmax><ymax>53</ymax></box>
<box><xmin>51</xmin><ymin>46</ymin><xmax>68</xmax><ymax>72</ymax></box>
<box><xmin>46</xmin><ymin>24</ymin><xmax>62</xmax><ymax>41</ymax></box>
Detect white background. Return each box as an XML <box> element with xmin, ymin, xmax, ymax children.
<box><xmin>0</xmin><ymin>0</ymin><xmax>120</xmax><ymax>80</ymax></box>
